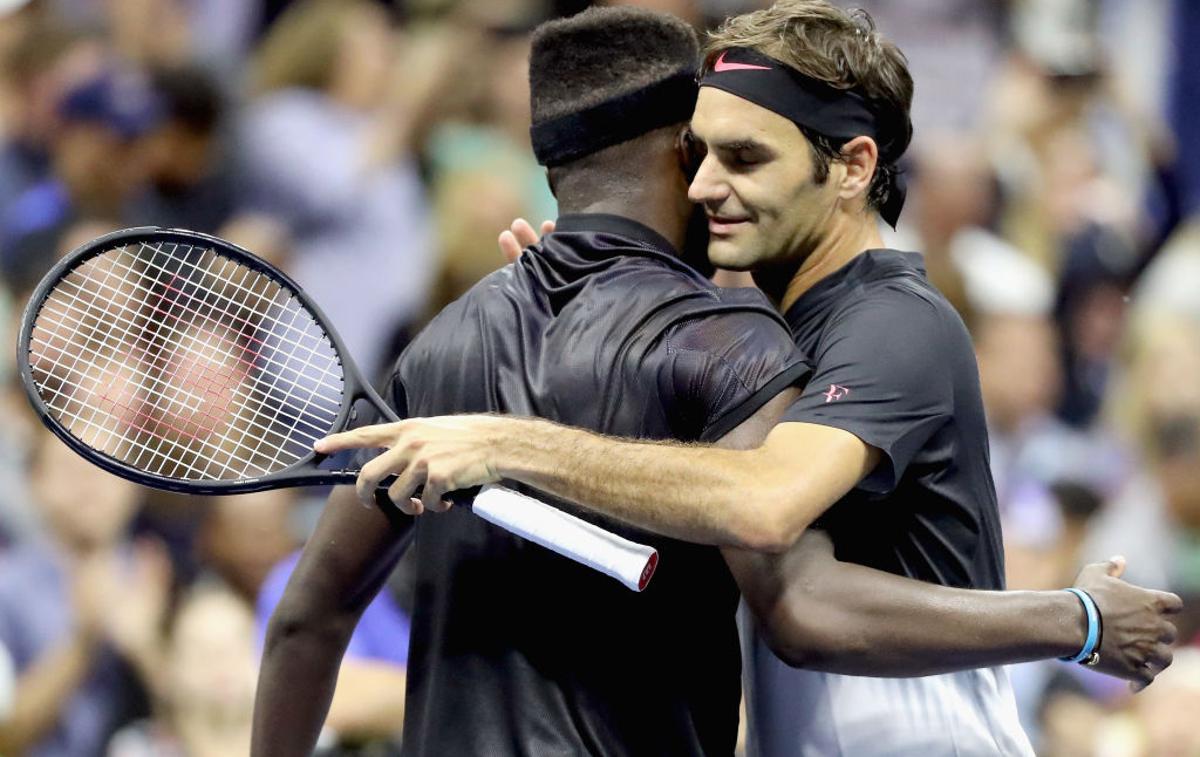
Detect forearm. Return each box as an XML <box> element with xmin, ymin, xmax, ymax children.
<box><xmin>252</xmin><ymin>611</ymin><xmax>357</xmax><ymax>756</ymax></box>
<box><xmin>499</xmin><ymin>419</ymin><xmax>784</xmax><ymax>550</ymax></box>
<box><xmin>728</xmin><ymin>539</ymin><xmax>1084</xmax><ymax>677</ymax></box>
<box><xmin>0</xmin><ymin>632</ymin><xmax>97</xmax><ymax>754</ymax></box>
<box><xmin>251</xmin><ymin>486</ymin><xmax>412</xmax><ymax>756</ymax></box>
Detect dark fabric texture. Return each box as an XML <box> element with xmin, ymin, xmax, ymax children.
<box><xmin>381</xmin><ymin>214</ymin><xmax>809</xmax><ymax>757</ymax></box>
<box><xmin>781</xmin><ymin>249</ymin><xmax>1005</xmax><ymax>590</ymax></box>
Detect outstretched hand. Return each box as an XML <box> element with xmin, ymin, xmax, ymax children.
<box><xmin>315</xmin><ymin>416</ymin><xmax>532</xmax><ymax>515</ymax></box>
<box><xmin>1071</xmin><ymin>556</ymin><xmax>1182</xmax><ymax>692</ymax></box>
<box><xmin>498</xmin><ymin>218</ymin><xmax>556</xmax><ymax>263</ymax></box>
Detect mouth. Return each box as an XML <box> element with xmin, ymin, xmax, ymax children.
<box><xmin>707</xmin><ymin>215</ymin><xmax>751</xmax><ymax>236</ymax></box>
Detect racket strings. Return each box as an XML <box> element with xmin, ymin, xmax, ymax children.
<box><xmin>45</xmin><ymin>250</ymin><xmax>344</xmax><ymax>424</ymax></box>
<box><xmin>28</xmin><ymin>241</ymin><xmax>346</xmax><ymax>481</ymax></box>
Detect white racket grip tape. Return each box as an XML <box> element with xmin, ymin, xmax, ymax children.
<box><xmin>471</xmin><ymin>484</ymin><xmax>659</xmax><ymax>592</ymax></box>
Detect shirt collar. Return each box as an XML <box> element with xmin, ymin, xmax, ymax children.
<box><xmin>784</xmin><ymin>249</ymin><xmax>925</xmax><ymax>330</ymax></box>
<box><xmin>552</xmin><ymin>214</ymin><xmax>680</xmax><ymax>258</ymax></box>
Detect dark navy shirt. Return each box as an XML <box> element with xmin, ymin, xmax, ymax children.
<box><xmin>384</xmin><ymin>214</ymin><xmax>810</xmax><ymax>756</ymax></box>
<box><xmin>781</xmin><ymin>249</ymin><xmax>1005</xmax><ymax>590</ymax></box>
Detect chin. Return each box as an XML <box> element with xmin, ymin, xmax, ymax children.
<box><xmin>706</xmin><ymin>238</ymin><xmax>757</xmax><ymax>272</ymax></box>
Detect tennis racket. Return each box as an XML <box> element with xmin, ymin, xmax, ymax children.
<box><xmin>17</xmin><ymin>227</ymin><xmax>659</xmax><ymax>592</ymax></box>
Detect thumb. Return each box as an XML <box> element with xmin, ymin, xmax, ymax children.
<box><xmin>1106</xmin><ymin>555</ymin><xmax>1126</xmax><ymax>579</ymax></box>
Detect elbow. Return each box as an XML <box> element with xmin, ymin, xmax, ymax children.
<box><xmin>757</xmin><ymin>597</ymin><xmax>868</xmax><ymax>671</ymax></box>
<box><xmin>263</xmin><ymin>594</ymin><xmax>357</xmax><ymax>659</ymax></box>
<box><xmin>732</xmin><ymin>482</ymin><xmax>815</xmax><ymax>554</ymax></box>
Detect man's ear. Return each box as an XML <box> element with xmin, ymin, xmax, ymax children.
<box><xmin>837</xmin><ymin>136</ymin><xmax>878</xmax><ymax>203</ymax></box>
<box><xmin>545</xmin><ymin>168</ymin><xmax>558</xmax><ymax>198</ymax></box>
<box><xmin>676</xmin><ymin>125</ymin><xmax>702</xmax><ymax>182</ymax></box>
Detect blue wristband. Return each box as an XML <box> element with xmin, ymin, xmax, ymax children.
<box><xmin>1060</xmin><ymin>588</ymin><xmax>1101</xmax><ymax>664</ymax></box>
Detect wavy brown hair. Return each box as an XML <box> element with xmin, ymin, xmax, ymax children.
<box><xmin>703</xmin><ymin>0</ymin><xmax>913</xmax><ymax>212</ymax></box>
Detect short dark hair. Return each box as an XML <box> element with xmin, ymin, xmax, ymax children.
<box><xmin>529</xmin><ymin>6</ymin><xmax>699</xmax><ymax>126</ymax></box>
<box><xmin>150</xmin><ymin>64</ymin><xmax>224</xmax><ymax>134</ymax></box>
<box><xmin>704</xmin><ymin>0</ymin><xmax>913</xmax><ymax>214</ymax></box>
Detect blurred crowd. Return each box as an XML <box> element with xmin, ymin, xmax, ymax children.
<box><xmin>0</xmin><ymin>0</ymin><xmax>1197</xmax><ymax>755</ymax></box>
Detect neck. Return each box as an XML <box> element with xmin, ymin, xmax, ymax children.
<box><xmin>552</xmin><ymin>130</ymin><xmax>690</xmax><ymax>252</ymax></box>
<box><xmin>776</xmin><ymin>212</ymin><xmax>886</xmax><ymax>312</ymax></box>
<box><xmin>559</xmin><ymin>197</ymin><xmax>687</xmax><ymax>251</ymax></box>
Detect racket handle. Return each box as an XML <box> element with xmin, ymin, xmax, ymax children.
<box><xmin>470</xmin><ymin>484</ymin><xmax>659</xmax><ymax>592</ymax></box>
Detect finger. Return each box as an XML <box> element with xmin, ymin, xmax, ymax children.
<box><xmin>1156</xmin><ymin>591</ymin><xmax>1184</xmax><ymax>614</ymax></box>
<box><xmin>315</xmin><ymin>422</ymin><xmax>404</xmax><ymax>453</ymax></box>
<box><xmin>499</xmin><ymin>230</ymin><xmax>523</xmax><ymax>264</ymax></box>
<box><xmin>422</xmin><ymin>468</ymin><xmax>450</xmax><ymax>513</ymax></box>
<box><xmin>395</xmin><ymin>495</ymin><xmax>421</xmax><ymax>516</ymax></box>
<box><xmin>358</xmin><ymin>447</ymin><xmax>412</xmax><ymax>507</ymax></box>
<box><xmin>540</xmin><ymin>219</ymin><xmax>556</xmax><ymax>236</ymax></box>
<box><xmin>388</xmin><ymin>463</ymin><xmax>425</xmax><ymax>509</ymax></box>
<box><xmin>1130</xmin><ymin>667</ymin><xmax>1155</xmax><ymax>692</ymax></box>
<box><xmin>1160</xmin><ymin>620</ymin><xmax>1178</xmax><ymax>645</ymax></box>
<box><xmin>1107</xmin><ymin>555</ymin><xmax>1126</xmax><ymax>578</ymax></box>
<box><xmin>511</xmin><ymin>218</ymin><xmax>540</xmax><ymax>247</ymax></box>
<box><xmin>1150</xmin><ymin>642</ymin><xmax>1174</xmax><ymax>668</ymax></box>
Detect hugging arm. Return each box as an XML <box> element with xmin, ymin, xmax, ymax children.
<box><xmin>714</xmin><ymin>392</ymin><xmax>1181</xmax><ymax>685</ymax></box>
<box><xmin>251</xmin><ymin>488</ymin><xmax>413</xmax><ymax>757</ymax></box>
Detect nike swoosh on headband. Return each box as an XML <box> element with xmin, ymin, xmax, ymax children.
<box><xmin>712</xmin><ymin>50</ymin><xmax>772</xmax><ymax>73</ymax></box>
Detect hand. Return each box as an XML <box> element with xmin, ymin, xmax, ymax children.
<box><xmin>315</xmin><ymin>415</ymin><xmax>523</xmax><ymax>514</ymax></box>
<box><xmin>69</xmin><ymin>551</ymin><xmax>119</xmax><ymax>644</ymax></box>
<box><xmin>498</xmin><ymin>218</ymin><xmax>555</xmax><ymax>264</ymax></box>
<box><xmin>1071</xmin><ymin>556</ymin><xmax>1182</xmax><ymax>691</ymax></box>
<box><xmin>103</xmin><ymin>539</ymin><xmax>172</xmax><ymax>664</ymax></box>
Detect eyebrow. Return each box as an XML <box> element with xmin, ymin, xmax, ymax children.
<box><xmin>712</xmin><ymin>139</ymin><xmax>769</xmax><ymax>152</ymax></box>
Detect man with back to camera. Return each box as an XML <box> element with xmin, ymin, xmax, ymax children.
<box><xmin>319</xmin><ymin>3</ymin><xmax>1182</xmax><ymax>755</ymax></box>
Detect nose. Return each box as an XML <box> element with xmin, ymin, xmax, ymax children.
<box><xmin>687</xmin><ymin>154</ymin><xmax>729</xmax><ymax>208</ymax></box>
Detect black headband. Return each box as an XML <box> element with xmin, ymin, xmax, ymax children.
<box><xmin>699</xmin><ymin>47</ymin><xmax>906</xmax><ymax>228</ymax></box>
<box><xmin>530</xmin><ymin>68</ymin><xmax>698</xmax><ymax>167</ymax></box>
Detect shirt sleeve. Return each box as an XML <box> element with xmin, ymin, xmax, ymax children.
<box><xmin>659</xmin><ymin>309</ymin><xmax>811</xmax><ymax>443</ymax></box>
<box><xmin>781</xmin><ymin>286</ymin><xmax>954</xmax><ymax>494</ymax></box>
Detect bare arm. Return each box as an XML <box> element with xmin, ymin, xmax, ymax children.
<box><xmin>251</xmin><ymin>488</ymin><xmax>413</xmax><ymax>757</ymax></box>
<box><xmin>317</xmin><ymin>416</ymin><xmax>874</xmax><ymax>553</ymax></box>
<box><xmin>714</xmin><ymin>394</ymin><xmax>1181</xmax><ymax>684</ymax></box>
<box><xmin>725</xmin><ymin>534</ymin><xmax>1177</xmax><ymax>683</ymax></box>
<box><xmin>317</xmin><ymin>404</ymin><xmax>1181</xmax><ymax>686</ymax></box>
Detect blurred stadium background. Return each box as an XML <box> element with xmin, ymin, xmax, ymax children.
<box><xmin>0</xmin><ymin>0</ymin><xmax>1198</xmax><ymax>754</ymax></box>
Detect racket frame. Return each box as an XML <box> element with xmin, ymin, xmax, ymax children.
<box><xmin>18</xmin><ymin>226</ymin><xmax>392</xmax><ymax>495</ymax></box>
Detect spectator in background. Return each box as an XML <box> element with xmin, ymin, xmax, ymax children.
<box><xmin>0</xmin><ymin>62</ymin><xmax>163</xmax><ymax>292</ymax></box>
<box><xmin>237</xmin><ymin>0</ymin><xmax>444</xmax><ymax>378</ymax></box>
<box><xmin>986</xmin><ymin>0</ymin><xmax>1157</xmax><ymax>274</ymax></box>
<box><xmin>1117</xmin><ymin>647</ymin><xmax>1200</xmax><ymax>757</ymax></box>
<box><xmin>0</xmin><ymin>430</ymin><xmax>171</xmax><ymax>757</ymax></box>
<box><xmin>849</xmin><ymin>0</ymin><xmax>1007</xmax><ymax>136</ymax></box>
<box><xmin>967</xmin><ymin>232</ymin><xmax>1125</xmax><ymax>496</ymax></box>
<box><xmin>887</xmin><ymin>131</ymin><xmax>1001</xmax><ymax>323</ymax></box>
<box><xmin>126</xmin><ymin>63</ymin><xmax>236</xmax><ymax>234</ymax></box>
<box><xmin>1087</xmin><ymin>309</ymin><xmax>1200</xmax><ymax>600</ymax></box>
<box><xmin>0</xmin><ymin>16</ymin><xmax>102</xmax><ymax>221</ymax></box>
<box><xmin>109</xmin><ymin>585</ymin><xmax>258</xmax><ymax>757</ymax></box>
<box><xmin>198</xmin><ymin>490</ymin><xmax>299</xmax><ymax>604</ymax></box>
<box><xmin>1006</xmin><ymin>482</ymin><xmax>1118</xmax><ymax>753</ymax></box>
